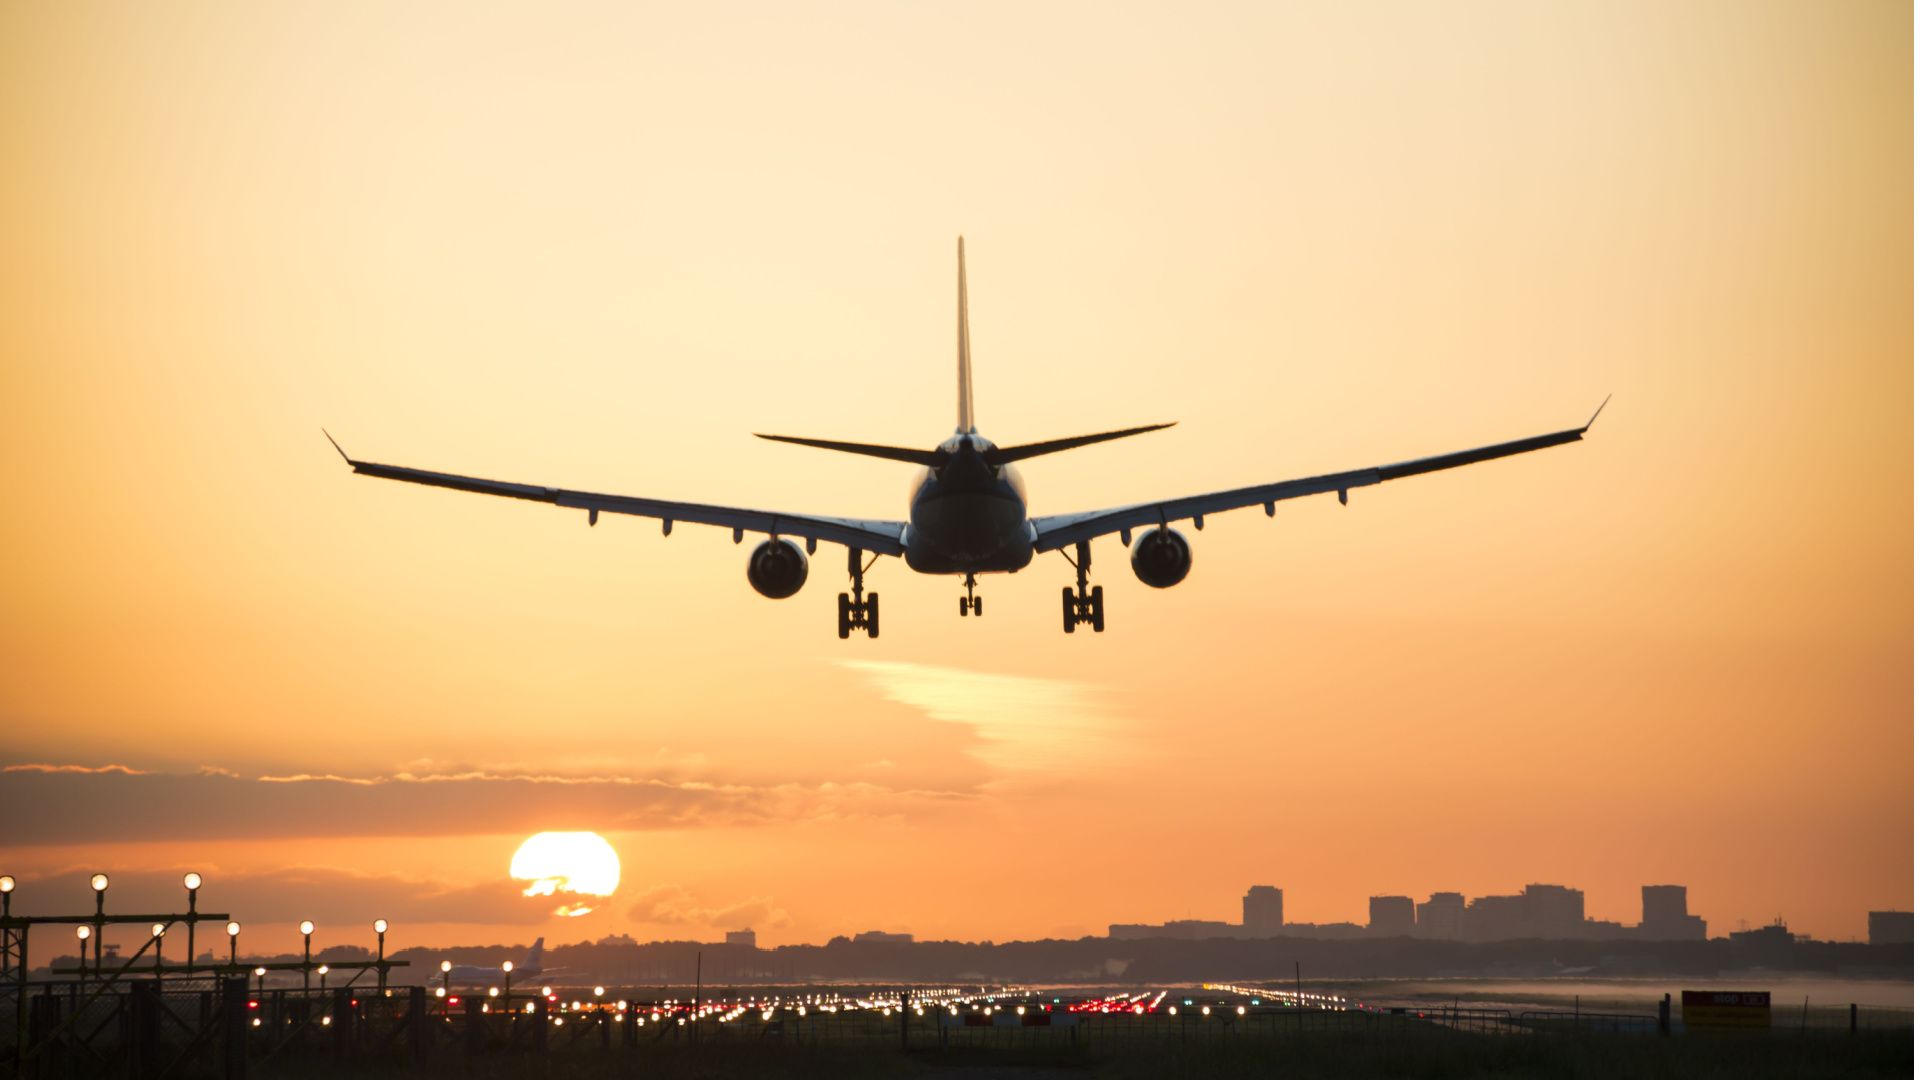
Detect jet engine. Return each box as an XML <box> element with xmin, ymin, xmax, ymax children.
<box><xmin>1129</xmin><ymin>527</ymin><xmax>1192</xmax><ymax>588</ymax></box>
<box><xmin>746</xmin><ymin>538</ymin><xmax>809</xmax><ymax>599</ymax></box>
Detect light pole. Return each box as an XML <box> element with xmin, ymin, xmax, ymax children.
<box><xmin>0</xmin><ymin>876</ymin><xmax>11</xmax><ymax>980</ymax></box>
<box><xmin>373</xmin><ymin>919</ymin><xmax>389</xmax><ymax>993</ymax></box>
<box><xmin>89</xmin><ymin>874</ymin><xmax>108</xmax><ymax>973</ymax></box>
<box><xmin>300</xmin><ymin>921</ymin><xmax>315</xmax><ymax>994</ymax></box>
<box><xmin>226</xmin><ymin>921</ymin><xmax>241</xmax><ymax>970</ymax></box>
<box><xmin>318</xmin><ymin>964</ymin><xmax>329</xmax><ymax>992</ymax></box>
<box><xmin>440</xmin><ymin>961</ymin><xmax>452</xmax><ymax>1016</ymax></box>
<box><xmin>182</xmin><ymin>873</ymin><xmax>201</xmax><ymax>968</ymax></box>
<box><xmin>254</xmin><ymin>966</ymin><xmax>267</xmax><ymax>997</ymax></box>
<box><xmin>75</xmin><ymin>925</ymin><xmax>91</xmax><ymax>981</ymax></box>
<box><xmin>501</xmin><ymin>960</ymin><xmax>513</xmax><ymax>1007</ymax></box>
<box><xmin>151</xmin><ymin>923</ymin><xmax>166</xmax><ymax>977</ymax></box>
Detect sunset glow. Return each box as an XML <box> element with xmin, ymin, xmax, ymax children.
<box><xmin>0</xmin><ymin>0</ymin><xmax>1906</xmax><ymax>953</ymax></box>
<box><xmin>511</xmin><ymin>832</ymin><xmax>621</xmax><ymax>917</ymax></box>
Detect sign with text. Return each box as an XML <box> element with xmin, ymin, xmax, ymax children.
<box><xmin>1681</xmin><ymin>990</ymin><xmax>1771</xmax><ymax>1030</ymax></box>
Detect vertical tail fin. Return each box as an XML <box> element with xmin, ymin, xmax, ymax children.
<box><xmin>957</xmin><ymin>236</ymin><xmax>975</xmax><ymax>433</ymax></box>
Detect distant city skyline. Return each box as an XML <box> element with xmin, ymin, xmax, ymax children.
<box><xmin>1107</xmin><ymin>883</ymin><xmax>1904</xmax><ymax>946</ymax></box>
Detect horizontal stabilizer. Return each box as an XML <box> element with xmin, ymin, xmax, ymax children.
<box><xmin>985</xmin><ymin>422</ymin><xmax>1176</xmax><ymax>465</ymax></box>
<box><xmin>755</xmin><ymin>433</ymin><xmax>944</xmax><ymax>466</ymax></box>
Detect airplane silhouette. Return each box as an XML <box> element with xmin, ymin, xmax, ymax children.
<box><xmin>328</xmin><ymin>239</ymin><xmax>1604</xmax><ymax>637</ymax></box>
<box><xmin>441</xmin><ymin>937</ymin><xmax>549</xmax><ymax>985</ymax></box>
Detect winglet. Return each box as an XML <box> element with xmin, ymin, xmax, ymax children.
<box><xmin>322</xmin><ymin>428</ymin><xmax>353</xmax><ymax>465</ymax></box>
<box><xmin>1583</xmin><ymin>395</ymin><xmax>1612</xmax><ymax>432</ymax></box>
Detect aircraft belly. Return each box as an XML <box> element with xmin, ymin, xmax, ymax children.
<box><xmin>906</xmin><ymin>492</ymin><xmax>1032</xmax><ymax>573</ymax></box>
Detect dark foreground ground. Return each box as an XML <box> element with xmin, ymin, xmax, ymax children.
<box><xmin>256</xmin><ymin>1030</ymin><xmax>1913</xmax><ymax>1080</ymax></box>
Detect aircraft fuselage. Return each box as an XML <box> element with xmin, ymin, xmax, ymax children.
<box><xmin>902</xmin><ymin>433</ymin><xmax>1034</xmax><ymax>574</ymax></box>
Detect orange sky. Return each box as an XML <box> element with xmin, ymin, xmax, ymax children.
<box><xmin>0</xmin><ymin>0</ymin><xmax>1910</xmax><ymax>955</ymax></box>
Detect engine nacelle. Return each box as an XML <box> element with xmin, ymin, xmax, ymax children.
<box><xmin>1129</xmin><ymin>527</ymin><xmax>1192</xmax><ymax>588</ymax></box>
<box><xmin>746</xmin><ymin>538</ymin><xmax>809</xmax><ymax>599</ymax></box>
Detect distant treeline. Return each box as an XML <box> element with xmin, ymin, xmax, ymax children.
<box><xmin>382</xmin><ymin>934</ymin><xmax>1911</xmax><ymax>986</ymax></box>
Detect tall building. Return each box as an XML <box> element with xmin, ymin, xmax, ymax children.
<box><xmin>1464</xmin><ymin>893</ymin><xmax>1526</xmax><ymax>941</ymax></box>
<box><xmin>1416</xmin><ymin>892</ymin><xmax>1465</xmax><ymax>939</ymax></box>
<box><xmin>1243</xmin><ymin>886</ymin><xmax>1285</xmax><ymax>936</ymax></box>
<box><xmin>1868</xmin><ymin>911</ymin><xmax>1913</xmax><ymax>946</ymax></box>
<box><xmin>1639</xmin><ymin>885</ymin><xmax>1707</xmax><ymax>940</ymax></box>
<box><xmin>1368</xmin><ymin>896</ymin><xmax>1416</xmax><ymax>936</ymax></box>
<box><xmin>1642</xmin><ymin>885</ymin><xmax>1687</xmax><ymax>924</ymax></box>
<box><xmin>1521</xmin><ymin>884</ymin><xmax>1585</xmax><ymax>939</ymax></box>
<box><xmin>724</xmin><ymin>929</ymin><xmax>758</xmax><ymax>949</ymax></box>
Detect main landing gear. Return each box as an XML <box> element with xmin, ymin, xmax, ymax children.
<box><xmin>838</xmin><ymin>548</ymin><xmax>879</xmax><ymax>639</ymax></box>
<box><xmin>1060</xmin><ymin>540</ymin><xmax>1104</xmax><ymax>633</ymax></box>
<box><xmin>958</xmin><ymin>573</ymin><xmax>983</xmax><ymax>617</ymax></box>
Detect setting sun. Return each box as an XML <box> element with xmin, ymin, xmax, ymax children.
<box><xmin>510</xmin><ymin>832</ymin><xmax>621</xmax><ymax>917</ymax></box>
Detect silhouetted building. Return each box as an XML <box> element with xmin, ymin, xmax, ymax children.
<box><xmin>1729</xmin><ymin>920</ymin><xmax>1795</xmax><ymax>966</ymax></box>
<box><xmin>1522</xmin><ymin>884</ymin><xmax>1585</xmax><ymax>938</ymax></box>
<box><xmin>1464</xmin><ymin>893</ymin><xmax>1526</xmax><ymax>941</ymax></box>
<box><xmin>1868</xmin><ymin>911</ymin><xmax>1913</xmax><ymax>946</ymax></box>
<box><xmin>1642</xmin><ymin>885</ymin><xmax>1687</xmax><ymax>924</ymax></box>
<box><xmin>1243</xmin><ymin>886</ymin><xmax>1284</xmax><ymax>936</ymax></box>
<box><xmin>724</xmin><ymin>929</ymin><xmax>757</xmax><ymax>949</ymax></box>
<box><xmin>1110</xmin><ymin>919</ymin><xmax>1244</xmax><ymax>941</ymax></box>
<box><xmin>1368</xmin><ymin>896</ymin><xmax>1416</xmax><ymax>936</ymax></box>
<box><xmin>1417</xmin><ymin>892</ymin><xmax>1465</xmax><ymax>940</ymax></box>
<box><xmin>1639</xmin><ymin>885</ymin><xmax>1707</xmax><ymax>940</ymax></box>
<box><xmin>853</xmin><ymin>931</ymin><xmax>912</xmax><ymax>944</ymax></box>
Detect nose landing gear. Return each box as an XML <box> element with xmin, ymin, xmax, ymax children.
<box><xmin>838</xmin><ymin>548</ymin><xmax>879</xmax><ymax>639</ymax></box>
<box><xmin>958</xmin><ymin>573</ymin><xmax>983</xmax><ymax>617</ymax></box>
<box><xmin>1060</xmin><ymin>540</ymin><xmax>1104</xmax><ymax>633</ymax></box>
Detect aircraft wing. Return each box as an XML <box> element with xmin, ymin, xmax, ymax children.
<box><xmin>1029</xmin><ymin>401</ymin><xmax>1606</xmax><ymax>553</ymax></box>
<box><xmin>326</xmin><ymin>435</ymin><xmax>908</xmax><ymax>555</ymax></box>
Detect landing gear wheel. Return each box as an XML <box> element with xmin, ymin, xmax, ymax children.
<box><xmin>838</xmin><ymin>549</ymin><xmax>878</xmax><ymax>639</ymax></box>
<box><xmin>959</xmin><ymin>597</ymin><xmax>970</xmax><ymax>617</ymax></box>
<box><xmin>971</xmin><ymin>596</ymin><xmax>983</xmax><ymax>616</ymax></box>
<box><xmin>1061</xmin><ymin>541</ymin><xmax>1104</xmax><ymax>633</ymax></box>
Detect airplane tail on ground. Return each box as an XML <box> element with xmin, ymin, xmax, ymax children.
<box><xmin>524</xmin><ymin>937</ymin><xmax>545</xmax><ymax>971</ymax></box>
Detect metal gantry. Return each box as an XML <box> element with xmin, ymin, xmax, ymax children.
<box><xmin>0</xmin><ymin>872</ymin><xmax>405</xmax><ymax>1075</ymax></box>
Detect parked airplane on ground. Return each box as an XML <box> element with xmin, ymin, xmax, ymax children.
<box><xmin>328</xmin><ymin>239</ymin><xmax>1604</xmax><ymax>637</ymax></box>
<box><xmin>441</xmin><ymin>938</ymin><xmax>548</xmax><ymax>985</ymax></box>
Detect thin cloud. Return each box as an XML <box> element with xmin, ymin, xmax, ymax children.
<box><xmin>627</xmin><ymin>885</ymin><xmax>792</xmax><ymax>931</ymax></box>
<box><xmin>0</xmin><ymin>767</ymin><xmax>969</xmax><ymax>846</ymax></box>
<box><xmin>840</xmin><ymin>661</ymin><xmax>1128</xmax><ymax>774</ymax></box>
<box><xmin>4</xmin><ymin>763</ymin><xmax>147</xmax><ymax>775</ymax></box>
